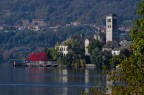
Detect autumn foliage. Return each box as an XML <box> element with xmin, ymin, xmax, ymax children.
<box><xmin>27</xmin><ymin>52</ymin><xmax>48</xmax><ymax>61</ymax></box>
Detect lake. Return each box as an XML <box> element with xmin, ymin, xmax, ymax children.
<box><xmin>0</xmin><ymin>63</ymin><xmax>106</xmax><ymax>95</ymax></box>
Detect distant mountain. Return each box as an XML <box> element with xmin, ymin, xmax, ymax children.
<box><xmin>0</xmin><ymin>0</ymin><xmax>140</xmax><ymax>25</ymax></box>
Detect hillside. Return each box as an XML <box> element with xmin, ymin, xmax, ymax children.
<box><xmin>0</xmin><ymin>0</ymin><xmax>140</xmax><ymax>25</ymax></box>
<box><xmin>0</xmin><ymin>0</ymin><xmax>141</xmax><ymax>62</ymax></box>
<box><xmin>0</xmin><ymin>26</ymin><xmax>96</xmax><ymax>62</ymax></box>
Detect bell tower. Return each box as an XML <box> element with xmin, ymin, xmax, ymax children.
<box><xmin>106</xmin><ymin>14</ymin><xmax>118</xmax><ymax>42</ymax></box>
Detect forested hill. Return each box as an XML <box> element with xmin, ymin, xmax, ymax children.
<box><xmin>0</xmin><ymin>0</ymin><xmax>140</xmax><ymax>25</ymax></box>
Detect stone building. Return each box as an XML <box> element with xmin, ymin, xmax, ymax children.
<box><xmin>102</xmin><ymin>41</ymin><xmax>119</xmax><ymax>51</ymax></box>
<box><xmin>93</xmin><ymin>31</ymin><xmax>105</xmax><ymax>43</ymax></box>
<box><xmin>106</xmin><ymin>14</ymin><xmax>119</xmax><ymax>42</ymax></box>
<box><xmin>32</xmin><ymin>19</ymin><xmax>46</xmax><ymax>27</ymax></box>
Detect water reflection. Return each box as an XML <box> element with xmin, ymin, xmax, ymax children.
<box><xmin>0</xmin><ymin>64</ymin><xmax>106</xmax><ymax>95</ymax></box>
<box><xmin>61</xmin><ymin>69</ymin><xmax>68</xmax><ymax>95</ymax></box>
<box><xmin>85</xmin><ymin>69</ymin><xmax>89</xmax><ymax>93</ymax></box>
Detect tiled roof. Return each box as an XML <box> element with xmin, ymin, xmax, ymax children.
<box><xmin>113</xmin><ymin>40</ymin><xmax>132</xmax><ymax>50</ymax></box>
<box><xmin>103</xmin><ymin>41</ymin><xmax>119</xmax><ymax>48</ymax></box>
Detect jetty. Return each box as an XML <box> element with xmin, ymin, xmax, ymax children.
<box><xmin>13</xmin><ymin>60</ymin><xmax>58</xmax><ymax>67</ymax></box>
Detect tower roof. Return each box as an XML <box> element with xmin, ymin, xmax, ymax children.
<box><xmin>107</xmin><ymin>13</ymin><xmax>117</xmax><ymax>17</ymax></box>
<box><xmin>103</xmin><ymin>41</ymin><xmax>119</xmax><ymax>48</ymax></box>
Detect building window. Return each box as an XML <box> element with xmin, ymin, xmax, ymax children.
<box><xmin>59</xmin><ymin>48</ymin><xmax>62</xmax><ymax>51</ymax></box>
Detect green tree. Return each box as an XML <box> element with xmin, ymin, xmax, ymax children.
<box><xmin>57</xmin><ymin>38</ymin><xmax>86</xmax><ymax>67</ymax></box>
<box><xmin>90</xmin><ymin>48</ymin><xmax>103</xmax><ymax>68</ymax></box>
<box><xmin>88</xmin><ymin>40</ymin><xmax>105</xmax><ymax>68</ymax></box>
<box><xmin>88</xmin><ymin>40</ymin><xmax>102</xmax><ymax>54</ymax></box>
<box><xmin>0</xmin><ymin>0</ymin><xmax>140</xmax><ymax>25</ymax></box>
<box><xmin>111</xmin><ymin>0</ymin><xmax>144</xmax><ymax>94</ymax></box>
<box><xmin>45</xmin><ymin>47</ymin><xmax>59</xmax><ymax>60</ymax></box>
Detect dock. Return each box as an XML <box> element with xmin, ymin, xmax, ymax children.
<box><xmin>13</xmin><ymin>60</ymin><xmax>58</xmax><ymax>67</ymax></box>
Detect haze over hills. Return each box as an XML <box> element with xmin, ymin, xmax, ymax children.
<box><xmin>0</xmin><ymin>0</ymin><xmax>140</xmax><ymax>25</ymax></box>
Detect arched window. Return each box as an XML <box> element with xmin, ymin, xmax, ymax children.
<box><xmin>60</xmin><ymin>47</ymin><xmax>62</xmax><ymax>51</ymax></box>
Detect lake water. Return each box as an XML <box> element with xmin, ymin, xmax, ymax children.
<box><xmin>0</xmin><ymin>63</ymin><xmax>106</xmax><ymax>95</ymax></box>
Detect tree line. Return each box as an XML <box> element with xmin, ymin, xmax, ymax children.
<box><xmin>0</xmin><ymin>26</ymin><xmax>95</xmax><ymax>62</ymax></box>
<box><xmin>0</xmin><ymin>0</ymin><xmax>140</xmax><ymax>25</ymax></box>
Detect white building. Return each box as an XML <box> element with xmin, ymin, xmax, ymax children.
<box><xmin>112</xmin><ymin>49</ymin><xmax>121</xmax><ymax>56</ymax></box>
<box><xmin>57</xmin><ymin>45</ymin><xmax>68</xmax><ymax>56</ymax></box>
<box><xmin>85</xmin><ymin>39</ymin><xmax>90</xmax><ymax>55</ymax></box>
<box><xmin>112</xmin><ymin>40</ymin><xmax>132</xmax><ymax>56</ymax></box>
<box><xmin>32</xmin><ymin>19</ymin><xmax>46</xmax><ymax>27</ymax></box>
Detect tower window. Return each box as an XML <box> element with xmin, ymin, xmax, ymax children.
<box><xmin>107</xmin><ymin>19</ymin><xmax>111</xmax><ymax>22</ymax></box>
<box><xmin>107</xmin><ymin>25</ymin><xmax>111</xmax><ymax>28</ymax></box>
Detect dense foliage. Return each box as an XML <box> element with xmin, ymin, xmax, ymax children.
<box><xmin>0</xmin><ymin>0</ymin><xmax>140</xmax><ymax>25</ymax></box>
<box><xmin>0</xmin><ymin>26</ymin><xmax>95</xmax><ymax>50</ymax></box>
<box><xmin>0</xmin><ymin>23</ymin><xmax>96</xmax><ymax>62</ymax></box>
<box><xmin>87</xmin><ymin>40</ymin><xmax>112</xmax><ymax>68</ymax></box>
<box><xmin>110</xmin><ymin>0</ymin><xmax>144</xmax><ymax>94</ymax></box>
<box><xmin>57</xmin><ymin>38</ymin><xmax>86</xmax><ymax>67</ymax></box>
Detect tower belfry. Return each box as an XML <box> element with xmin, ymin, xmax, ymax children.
<box><xmin>106</xmin><ymin>14</ymin><xmax>118</xmax><ymax>42</ymax></box>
